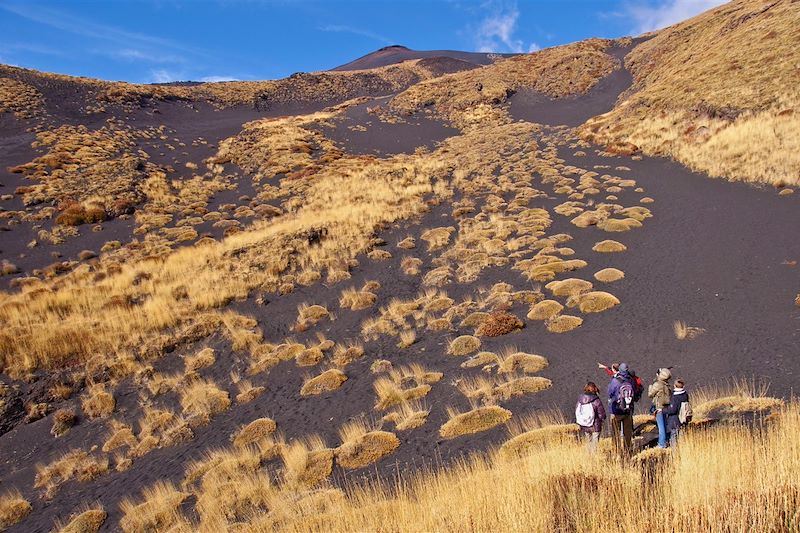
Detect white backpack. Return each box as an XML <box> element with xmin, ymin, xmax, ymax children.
<box><xmin>678</xmin><ymin>401</ymin><xmax>693</xmax><ymax>425</ymax></box>
<box><xmin>575</xmin><ymin>402</ymin><xmax>595</xmax><ymax>427</ymax></box>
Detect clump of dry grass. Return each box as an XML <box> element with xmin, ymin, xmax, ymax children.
<box><xmin>55</xmin><ymin>507</ymin><xmax>107</xmax><ymax>533</ymax></box>
<box><xmin>439</xmin><ymin>406</ymin><xmax>512</xmax><ymax>439</ymax></box>
<box><xmin>594</xmin><ymin>267</ymin><xmax>625</xmax><ymax>283</ymax></box>
<box><xmin>592</xmin><ymin>239</ymin><xmax>627</xmax><ymax>253</ymax></box>
<box><xmin>545</xmin><ymin>315</ymin><xmax>583</xmax><ymax>333</ymax></box>
<box><xmin>335</xmin><ymin>420</ymin><xmax>400</xmax><ymax>469</ymax></box>
<box><xmin>81</xmin><ymin>385</ymin><xmax>115</xmax><ymax>419</ymax></box>
<box><xmin>401</xmin><ymin>256</ymin><xmax>422</xmax><ymax>275</ymax></box>
<box><xmin>461</xmin><ymin>351</ymin><xmax>499</xmax><ymax>369</ymax></box>
<box><xmin>0</xmin><ymin>489</ymin><xmax>31</xmax><ymax>530</ymax></box>
<box><xmin>548</xmin><ymin>278</ymin><xmax>593</xmax><ymax>297</ymax></box>
<box><xmin>51</xmin><ymin>407</ymin><xmax>77</xmax><ymax>437</ymax></box>
<box><xmin>383</xmin><ymin>400</ymin><xmax>430</xmax><ymax>431</ymax></box>
<box><xmin>35</xmin><ymin>450</ymin><xmax>109</xmax><ymax>499</ymax></box>
<box><xmin>281</xmin><ymin>436</ymin><xmax>334</xmax><ymax>489</ymax></box>
<box><xmin>300</xmin><ymin>369</ymin><xmax>347</xmax><ymax>396</ymax></box>
<box><xmin>179</xmin><ymin>379</ymin><xmax>231</xmax><ymax>426</ymax></box>
<box><xmin>232</xmin><ymin>418</ymin><xmax>277</xmax><ymax>448</ymax></box>
<box><xmin>340</xmin><ymin>287</ymin><xmax>378</xmax><ymax>310</ymax></box>
<box><xmin>475</xmin><ymin>311</ymin><xmax>524</xmax><ymax>337</ymax></box>
<box><xmin>374</xmin><ymin>374</ymin><xmax>432</xmax><ymax>410</ymax></box>
<box><xmin>235</xmin><ymin>380</ymin><xmax>265</xmax><ymax>403</ymax></box>
<box><xmin>497</xmin><ymin>349</ymin><xmax>549</xmax><ymax>374</ymax></box>
<box><xmin>420</xmin><ymin>226</ymin><xmax>455</xmax><ymax>251</ymax></box>
<box><xmin>447</xmin><ymin>335</ymin><xmax>481</xmax><ymax>356</ymax></box>
<box><xmin>691</xmin><ymin>379</ymin><xmax>782</xmax><ymax>420</ymax></box>
<box><xmin>673</xmin><ymin>320</ymin><xmax>706</xmax><ymax>340</ymax></box>
<box><xmin>119</xmin><ymin>481</ymin><xmax>189</xmax><ymax>533</ymax></box>
<box><xmin>527</xmin><ymin>300</ymin><xmax>564</xmax><ymax>320</ymax></box>
<box><xmin>185</xmin><ymin>347</ymin><xmax>215</xmax><ymax>371</ymax></box>
<box><xmin>570</xmin><ymin>291</ymin><xmax>620</xmax><ymax>313</ymax></box>
<box><xmin>332</xmin><ymin>341</ymin><xmax>364</xmax><ymax>367</ymax></box>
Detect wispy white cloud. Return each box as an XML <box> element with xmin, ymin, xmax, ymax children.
<box><xmin>471</xmin><ymin>1</ymin><xmax>536</xmax><ymax>54</ymax></box>
<box><xmin>0</xmin><ymin>2</ymin><xmax>205</xmax><ymax>61</ymax></box>
<box><xmin>149</xmin><ymin>69</ymin><xmax>185</xmax><ymax>84</ymax></box>
<box><xmin>319</xmin><ymin>24</ymin><xmax>394</xmax><ymax>45</ymax></box>
<box><xmin>624</xmin><ymin>0</ymin><xmax>727</xmax><ymax>34</ymax></box>
<box><xmin>200</xmin><ymin>75</ymin><xmax>240</xmax><ymax>83</ymax></box>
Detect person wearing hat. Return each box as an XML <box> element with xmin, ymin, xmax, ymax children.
<box><xmin>648</xmin><ymin>367</ymin><xmax>673</xmax><ymax>448</ymax></box>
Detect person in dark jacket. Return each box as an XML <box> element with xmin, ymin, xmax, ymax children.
<box><xmin>607</xmin><ymin>362</ymin><xmax>636</xmax><ymax>455</ymax></box>
<box><xmin>576</xmin><ymin>382</ymin><xmax>606</xmax><ymax>453</ymax></box>
<box><xmin>662</xmin><ymin>378</ymin><xmax>689</xmax><ymax>446</ymax></box>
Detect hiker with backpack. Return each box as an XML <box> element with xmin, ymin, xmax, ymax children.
<box><xmin>662</xmin><ymin>378</ymin><xmax>691</xmax><ymax>446</ymax></box>
<box><xmin>648</xmin><ymin>368</ymin><xmax>673</xmax><ymax>448</ymax></box>
<box><xmin>575</xmin><ymin>382</ymin><xmax>606</xmax><ymax>453</ymax></box>
<box><xmin>607</xmin><ymin>362</ymin><xmax>640</xmax><ymax>456</ymax></box>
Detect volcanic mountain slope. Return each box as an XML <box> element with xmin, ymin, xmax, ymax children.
<box><xmin>0</xmin><ymin>1</ymin><xmax>798</xmax><ymax>531</ymax></box>
<box><xmin>581</xmin><ymin>0</ymin><xmax>800</xmax><ymax>187</ymax></box>
<box><xmin>330</xmin><ymin>44</ymin><xmax>514</xmax><ymax>72</ymax></box>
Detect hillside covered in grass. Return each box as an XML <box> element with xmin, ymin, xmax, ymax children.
<box><xmin>0</xmin><ymin>0</ymin><xmax>798</xmax><ymax>531</ymax></box>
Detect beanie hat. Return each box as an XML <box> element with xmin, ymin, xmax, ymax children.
<box><xmin>618</xmin><ymin>362</ymin><xmax>629</xmax><ymax>372</ymax></box>
<box><xmin>657</xmin><ymin>367</ymin><xmax>672</xmax><ymax>381</ymax></box>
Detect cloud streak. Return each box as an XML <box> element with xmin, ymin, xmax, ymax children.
<box><xmin>625</xmin><ymin>0</ymin><xmax>727</xmax><ymax>34</ymax></box>
<box><xmin>0</xmin><ymin>1</ymin><xmax>206</xmax><ymax>60</ymax></box>
<box><xmin>471</xmin><ymin>1</ymin><xmax>537</xmax><ymax>54</ymax></box>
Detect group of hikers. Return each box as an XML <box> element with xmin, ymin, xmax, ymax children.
<box><xmin>575</xmin><ymin>362</ymin><xmax>692</xmax><ymax>454</ymax></box>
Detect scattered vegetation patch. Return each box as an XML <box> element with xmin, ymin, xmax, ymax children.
<box><xmin>35</xmin><ymin>450</ymin><xmax>109</xmax><ymax>499</ymax></box>
<box><xmin>56</xmin><ymin>508</ymin><xmax>107</xmax><ymax>533</ymax></box>
<box><xmin>592</xmin><ymin>239</ymin><xmax>627</xmax><ymax>253</ymax></box>
<box><xmin>0</xmin><ymin>489</ymin><xmax>31</xmax><ymax>530</ymax></box>
<box><xmin>335</xmin><ymin>421</ymin><xmax>400</xmax><ymax>469</ymax></box>
<box><xmin>119</xmin><ymin>481</ymin><xmax>189</xmax><ymax>533</ymax></box>
<box><xmin>439</xmin><ymin>406</ymin><xmax>512</xmax><ymax>439</ymax></box>
<box><xmin>232</xmin><ymin>418</ymin><xmax>277</xmax><ymax>448</ymax></box>
<box><xmin>673</xmin><ymin>320</ymin><xmax>706</xmax><ymax>340</ymax></box>
<box><xmin>497</xmin><ymin>351</ymin><xmax>549</xmax><ymax>374</ymax></box>
<box><xmin>594</xmin><ymin>268</ymin><xmax>625</xmax><ymax>283</ymax></box>
<box><xmin>545</xmin><ymin>315</ymin><xmax>583</xmax><ymax>333</ymax></box>
<box><xmin>81</xmin><ymin>385</ymin><xmax>115</xmax><ymax>419</ymax></box>
<box><xmin>572</xmin><ymin>291</ymin><xmax>620</xmax><ymax>313</ymax></box>
<box><xmin>179</xmin><ymin>379</ymin><xmax>231</xmax><ymax>426</ymax></box>
<box><xmin>301</xmin><ymin>369</ymin><xmax>348</xmax><ymax>396</ymax></box>
<box><xmin>447</xmin><ymin>335</ymin><xmax>481</xmax><ymax>356</ymax></box>
<box><xmin>475</xmin><ymin>311</ymin><xmax>524</xmax><ymax>337</ymax></box>
<box><xmin>527</xmin><ymin>300</ymin><xmax>564</xmax><ymax>320</ymax></box>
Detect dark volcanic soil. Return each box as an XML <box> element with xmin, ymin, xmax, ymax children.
<box><xmin>1</xmin><ymin>46</ymin><xmax>799</xmax><ymax>532</ymax></box>
<box><xmin>508</xmin><ymin>41</ymin><xmax>641</xmax><ymax>127</ymax></box>
<box><xmin>331</xmin><ymin>45</ymin><xmax>514</xmax><ymax>71</ymax></box>
<box><xmin>314</xmin><ymin>97</ymin><xmax>458</xmax><ymax>156</ymax></box>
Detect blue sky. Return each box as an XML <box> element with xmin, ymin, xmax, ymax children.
<box><xmin>0</xmin><ymin>0</ymin><xmax>725</xmax><ymax>83</ymax></box>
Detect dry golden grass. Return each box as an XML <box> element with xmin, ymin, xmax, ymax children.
<box><xmin>51</xmin><ymin>407</ymin><xmax>77</xmax><ymax>437</ymax></box>
<box><xmin>373</xmin><ymin>376</ymin><xmax>432</xmax><ymax>410</ymax></box>
<box><xmin>461</xmin><ymin>351</ymin><xmax>499</xmax><ymax>369</ymax></box>
<box><xmin>55</xmin><ymin>507</ymin><xmax>107</xmax><ymax>533</ymax></box>
<box><xmin>119</xmin><ymin>481</ymin><xmax>189</xmax><ymax>533</ymax></box>
<box><xmin>447</xmin><ymin>335</ymin><xmax>481</xmax><ymax>356</ymax></box>
<box><xmin>179</xmin><ymin>379</ymin><xmax>231</xmax><ymax>425</ymax></box>
<box><xmin>439</xmin><ymin>406</ymin><xmax>512</xmax><ymax>439</ymax></box>
<box><xmin>692</xmin><ymin>379</ymin><xmax>782</xmax><ymax>420</ymax></box>
<box><xmin>281</xmin><ymin>436</ymin><xmax>334</xmax><ymax>489</ymax></box>
<box><xmin>592</xmin><ymin>239</ymin><xmax>627</xmax><ymax>253</ymax></box>
<box><xmin>383</xmin><ymin>400</ymin><xmax>430</xmax><ymax>431</ymax></box>
<box><xmin>420</xmin><ymin>226</ymin><xmax>455</xmax><ymax>251</ymax></box>
<box><xmin>571</xmin><ymin>290</ymin><xmax>620</xmax><ymax>313</ymax></box>
<box><xmin>335</xmin><ymin>420</ymin><xmax>400</xmax><ymax>469</ymax></box>
<box><xmin>232</xmin><ymin>418</ymin><xmax>277</xmax><ymax>448</ymax></box>
<box><xmin>300</xmin><ymin>369</ymin><xmax>347</xmax><ymax>396</ymax></box>
<box><xmin>235</xmin><ymin>380</ymin><xmax>265</xmax><ymax>403</ymax></box>
<box><xmin>184</xmin><ymin>347</ymin><xmax>215</xmax><ymax>371</ymax></box>
<box><xmin>527</xmin><ymin>299</ymin><xmax>564</xmax><ymax>320</ymax></box>
<box><xmin>548</xmin><ymin>277</ymin><xmax>593</xmax><ymax>297</ymax></box>
<box><xmin>339</xmin><ymin>287</ymin><xmax>377</xmax><ymax>310</ymax></box>
<box><xmin>582</xmin><ymin>0</ymin><xmax>800</xmax><ymax>187</ymax></box>
<box><xmin>35</xmin><ymin>450</ymin><xmax>109</xmax><ymax>499</ymax></box>
<box><xmin>0</xmin><ymin>489</ymin><xmax>31</xmax><ymax>530</ymax></box>
<box><xmin>81</xmin><ymin>385</ymin><xmax>115</xmax><ymax>419</ymax></box>
<box><xmin>497</xmin><ymin>350</ymin><xmax>549</xmax><ymax>374</ymax></box>
<box><xmin>474</xmin><ymin>310</ymin><xmax>524</xmax><ymax>337</ymax></box>
<box><xmin>673</xmin><ymin>320</ymin><xmax>706</xmax><ymax>340</ymax></box>
<box><xmin>545</xmin><ymin>314</ymin><xmax>583</xmax><ymax>333</ymax></box>
<box><xmin>594</xmin><ymin>267</ymin><xmax>625</xmax><ymax>283</ymax></box>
